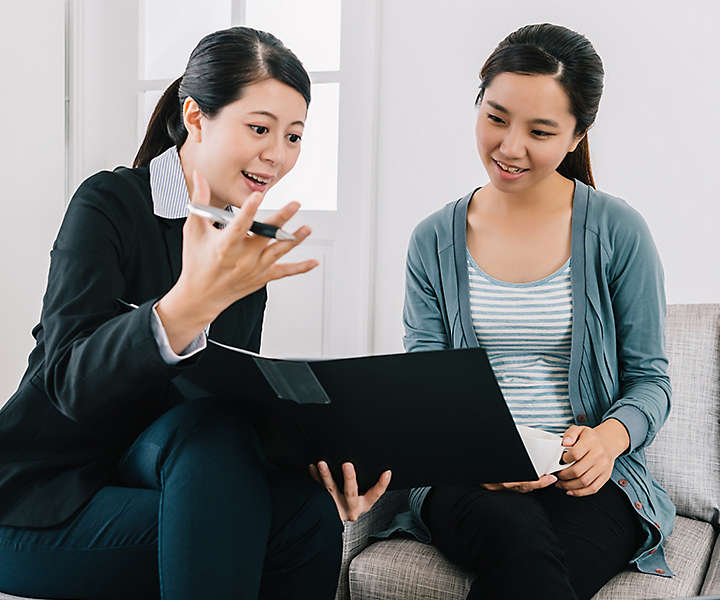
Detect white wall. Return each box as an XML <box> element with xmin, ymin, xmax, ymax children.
<box><xmin>371</xmin><ymin>0</ymin><xmax>720</xmax><ymax>354</ymax></box>
<box><xmin>0</xmin><ymin>2</ymin><xmax>66</xmax><ymax>401</ymax></box>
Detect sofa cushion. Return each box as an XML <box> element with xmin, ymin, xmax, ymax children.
<box><xmin>349</xmin><ymin>516</ymin><xmax>715</xmax><ymax>600</ymax></box>
<box><xmin>349</xmin><ymin>537</ymin><xmax>471</xmax><ymax>600</ymax></box>
<box><xmin>645</xmin><ymin>304</ymin><xmax>720</xmax><ymax>526</ymax></box>
<box><xmin>593</xmin><ymin>516</ymin><xmax>715</xmax><ymax>599</ymax></box>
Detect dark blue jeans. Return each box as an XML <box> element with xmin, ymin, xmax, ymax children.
<box><xmin>0</xmin><ymin>398</ymin><xmax>343</xmax><ymax>599</ymax></box>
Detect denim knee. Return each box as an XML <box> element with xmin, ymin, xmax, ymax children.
<box><xmin>161</xmin><ymin>408</ymin><xmax>261</xmax><ymax>474</ymax></box>
<box><xmin>119</xmin><ymin>396</ymin><xmax>265</xmax><ymax>492</ymax></box>
<box><xmin>306</xmin><ymin>485</ymin><xmax>343</xmax><ymax>542</ymax></box>
<box><xmin>276</xmin><ymin>482</ymin><xmax>342</xmax><ymax>566</ymax></box>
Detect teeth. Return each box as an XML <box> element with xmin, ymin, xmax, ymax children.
<box><xmin>243</xmin><ymin>171</ymin><xmax>269</xmax><ymax>184</ymax></box>
<box><xmin>496</xmin><ymin>160</ymin><xmax>524</xmax><ymax>174</ymax></box>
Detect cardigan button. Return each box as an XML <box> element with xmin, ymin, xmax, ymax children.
<box><xmin>655</xmin><ymin>569</ymin><xmax>665</xmax><ymax>575</ymax></box>
<box><xmin>577</xmin><ymin>414</ymin><xmax>587</xmax><ymax>423</ymax></box>
<box><xmin>634</xmin><ymin>501</ymin><xmax>643</xmax><ymax>511</ymax></box>
<box><xmin>618</xmin><ymin>479</ymin><xmax>628</xmax><ymax>487</ymax></box>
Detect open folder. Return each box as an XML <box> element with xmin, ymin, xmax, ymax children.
<box><xmin>171</xmin><ymin>340</ymin><xmax>569</xmax><ymax>492</ymax></box>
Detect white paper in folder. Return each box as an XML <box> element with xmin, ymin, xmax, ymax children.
<box><xmin>516</xmin><ymin>425</ymin><xmax>574</xmax><ymax>476</ymax></box>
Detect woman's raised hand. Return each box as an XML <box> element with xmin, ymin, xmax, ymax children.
<box><xmin>156</xmin><ymin>170</ymin><xmax>317</xmax><ymax>353</ymax></box>
<box><xmin>309</xmin><ymin>461</ymin><xmax>392</xmax><ymax>522</ymax></box>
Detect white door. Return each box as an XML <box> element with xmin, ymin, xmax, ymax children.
<box><xmin>68</xmin><ymin>0</ymin><xmax>380</xmax><ymax>359</ymax></box>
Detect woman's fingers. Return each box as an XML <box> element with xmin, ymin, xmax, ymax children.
<box><xmin>267</xmin><ymin>260</ymin><xmax>319</xmax><ymax>282</ymax></box>
<box><xmin>342</xmin><ymin>463</ymin><xmax>360</xmax><ymax>519</ymax></box>
<box><xmin>260</xmin><ymin>201</ymin><xmax>302</xmax><ymax>228</ymax></box>
<box><xmin>243</xmin><ymin>201</ymin><xmax>302</xmax><ymax>252</ymax></box>
<box><xmin>536</xmin><ymin>474</ymin><xmax>558</xmax><ymax>489</ymax></box>
<box><xmin>561</xmin><ymin>425</ymin><xmax>586</xmax><ymax>448</ymax></box>
<box><xmin>556</xmin><ymin>460</ymin><xmax>602</xmax><ymax>491</ymax></box>
<box><xmin>566</xmin><ymin>472</ymin><xmax>607</xmax><ymax>497</ymax></box>
<box><xmin>556</xmin><ymin>451</ymin><xmax>595</xmax><ymax>482</ymax></box>
<box><xmin>559</xmin><ymin>466</ymin><xmax>605</xmax><ymax>495</ymax></box>
<box><xmin>317</xmin><ymin>461</ymin><xmax>339</xmax><ymax>496</ymax></box>
<box><xmin>342</xmin><ymin>463</ymin><xmax>359</xmax><ymax>500</ymax></box>
<box><xmin>481</xmin><ymin>483</ymin><xmax>505</xmax><ymax>491</ymax></box>
<box><xmin>499</xmin><ymin>481</ymin><xmax>528</xmax><ymax>492</ymax></box>
<box><xmin>213</xmin><ymin>195</ymin><xmax>315</xmax><ymax>283</ymax></box>
<box><xmin>225</xmin><ymin>192</ymin><xmax>263</xmax><ymax>238</ymax></box>
<box><xmin>257</xmin><ymin>225</ymin><xmax>313</xmax><ymax>269</ymax></box>
<box><xmin>362</xmin><ymin>470</ymin><xmax>392</xmax><ymax>507</ymax></box>
<box><xmin>317</xmin><ymin>461</ymin><xmax>349</xmax><ymax>521</ymax></box>
<box><xmin>558</xmin><ymin>438</ymin><xmax>590</xmax><ymax>467</ymax></box>
<box><xmin>494</xmin><ymin>474</ymin><xmax>557</xmax><ymax>493</ymax></box>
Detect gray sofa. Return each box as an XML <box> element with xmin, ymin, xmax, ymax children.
<box><xmin>337</xmin><ymin>304</ymin><xmax>720</xmax><ymax>600</ymax></box>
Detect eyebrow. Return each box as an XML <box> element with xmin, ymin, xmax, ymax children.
<box><xmin>486</xmin><ymin>101</ymin><xmax>560</xmax><ymax>128</ymax></box>
<box><xmin>249</xmin><ymin>110</ymin><xmax>305</xmax><ymax>127</ymax></box>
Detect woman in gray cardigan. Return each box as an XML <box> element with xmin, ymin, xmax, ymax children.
<box><xmin>384</xmin><ymin>23</ymin><xmax>674</xmax><ymax>600</ymax></box>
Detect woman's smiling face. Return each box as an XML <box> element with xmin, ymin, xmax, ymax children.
<box><xmin>475</xmin><ymin>72</ymin><xmax>584</xmax><ymax>193</ymax></box>
<box><xmin>185</xmin><ymin>77</ymin><xmax>308</xmax><ymax>208</ymax></box>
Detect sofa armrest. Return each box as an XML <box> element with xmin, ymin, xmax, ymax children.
<box><xmin>335</xmin><ymin>489</ymin><xmax>408</xmax><ymax>600</ymax></box>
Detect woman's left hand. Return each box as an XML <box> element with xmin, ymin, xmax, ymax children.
<box><xmin>309</xmin><ymin>461</ymin><xmax>391</xmax><ymax>522</ymax></box>
<box><xmin>555</xmin><ymin>419</ymin><xmax>630</xmax><ymax>497</ymax></box>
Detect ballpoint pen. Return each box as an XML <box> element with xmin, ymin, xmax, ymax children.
<box><xmin>187</xmin><ymin>203</ymin><xmax>297</xmax><ymax>241</ymax></box>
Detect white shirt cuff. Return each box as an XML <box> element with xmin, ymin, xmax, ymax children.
<box><xmin>151</xmin><ymin>302</ymin><xmax>207</xmax><ymax>365</ymax></box>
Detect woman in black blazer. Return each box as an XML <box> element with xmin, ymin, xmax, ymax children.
<box><xmin>0</xmin><ymin>26</ymin><xmax>389</xmax><ymax>600</ymax></box>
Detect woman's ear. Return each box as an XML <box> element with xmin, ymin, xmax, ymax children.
<box><xmin>183</xmin><ymin>97</ymin><xmax>204</xmax><ymax>143</ymax></box>
<box><xmin>568</xmin><ymin>132</ymin><xmax>586</xmax><ymax>153</ymax></box>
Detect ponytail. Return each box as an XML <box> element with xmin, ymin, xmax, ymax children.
<box><xmin>133</xmin><ymin>77</ymin><xmax>186</xmax><ymax>168</ymax></box>
<box><xmin>556</xmin><ymin>135</ymin><xmax>595</xmax><ymax>188</ymax></box>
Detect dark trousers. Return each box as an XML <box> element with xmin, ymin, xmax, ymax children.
<box><xmin>422</xmin><ymin>481</ymin><xmax>644</xmax><ymax>600</ymax></box>
<box><xmin>0</xmin><ymin>398</ymin><xmax>343</xmax><ymax>600</ymax></box>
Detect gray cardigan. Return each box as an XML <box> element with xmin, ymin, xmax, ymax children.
<box><xmin>377</xmin><ymin>179</ymin><xmax>675</xmax><ymax>577</ymax></box>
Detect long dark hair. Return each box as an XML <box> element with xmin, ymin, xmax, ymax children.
<box><xmin>134</xmin><ymin>27</ymin><xmax>311</xmax><ymax>168</ymax></box>
<box><xmin>475</xmin><ymin>24</ymin><xmax>604</xmax><ymax>188</ymax></box>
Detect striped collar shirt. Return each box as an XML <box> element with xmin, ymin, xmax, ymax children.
<box><xmin>149</xmin><ymin>145</ymin><xmax>233</xmax><ymax>220</ymax></box>
<box><xmin>149</xmin><ymin>145</ymin><xmax>192</xmax><ymax>219</ymax></box>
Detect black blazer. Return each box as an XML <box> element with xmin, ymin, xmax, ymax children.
<box><xmin>0</xmin><ymin>166</ymin><xmax>267</xmax><ymax>527</ymax></box>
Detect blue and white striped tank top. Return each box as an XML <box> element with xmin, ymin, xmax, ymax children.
<box><xmin>467</xmin><ymin>249</ymin><xmax>573</xmax><ymax>435</ymax></box>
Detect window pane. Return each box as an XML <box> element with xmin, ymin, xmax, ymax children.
<box><xmin>262</xmin><ymin>82</ymin><xmax>339</xmax><ymax>211</ymax></box>
<box><xmin>245</xmin><ymin>0</ymin><xmax>341</xmax><ymax>71</ymax></box>
<box><xmin>142</xmin><ymin>0</ymin><xmax>231</xmax><ymax>80</ymax></box>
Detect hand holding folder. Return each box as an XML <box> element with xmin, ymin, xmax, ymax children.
<box><xmin>172</xmin><ymin>341</ymin><xmax>565</xmax><ymax>493</ymax></box>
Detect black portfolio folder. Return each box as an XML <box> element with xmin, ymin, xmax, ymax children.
<box><xmin>172</xmin><ymin>341</ymin><xmax>539</xmax><ymax>492</ymax></box>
